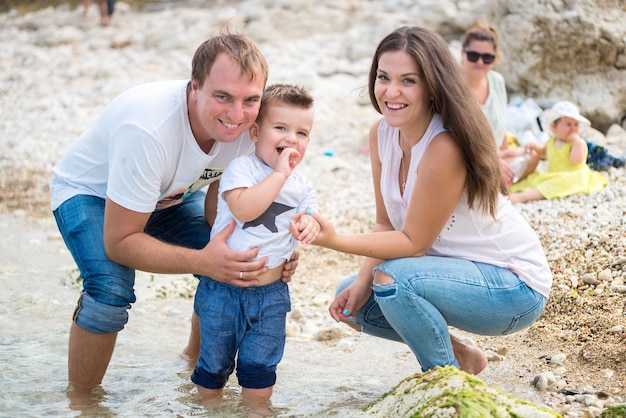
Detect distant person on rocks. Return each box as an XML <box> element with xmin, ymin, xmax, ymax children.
<box><xmin>192</xmin><ymin>84</ymin><xmax>319</xmax><ymax>407</ymax></box>
<box><xmin>509</xmin><ymin>100</ymin><xmax>608</xmax><ymax>203</ymax></box>
<box><xmin>461</xmin><ymin>22</ymin><xmax>539</xmax><ymax>185</ymax></box>
<box><xmin>83</xmin><ymin>0</ymin><xmax>115</xmax><ymax>26</ymax></box>
<box><xmin>50</xmin><ymin>30</ymin><xmax>300</xmax><ymax>399</ymax></box>
<box><xmin>292</xmin><ymin>26</ymin><xmax>553</xmax><ymax>376</ymax></box>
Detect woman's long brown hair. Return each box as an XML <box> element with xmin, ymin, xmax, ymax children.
<box><xmin>367</xmin><ymin>26</ymin><xmax>508</xmax><ymax>217</ymax></box>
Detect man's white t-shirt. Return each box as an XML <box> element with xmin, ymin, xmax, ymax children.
<box><xmin>50</xmin><ymin>80</ymin><xmax>255</xmax><ymax>212</ymax></box>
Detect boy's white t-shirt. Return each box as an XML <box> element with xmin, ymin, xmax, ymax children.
<box><xmin>211</xmin><ymin>155</ymin><xmax>317</xmax><ymax>268</ymax></box>
<box><xmin>50</xmin><ymin>80</ymin><xmax>255</xmax><ymax>212</ymax></box>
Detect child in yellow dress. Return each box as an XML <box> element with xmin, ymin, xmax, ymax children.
<box><xmin>509</xmin><ymin>101</ymin><xmax>607</xmax><ymax>203</ymax></box>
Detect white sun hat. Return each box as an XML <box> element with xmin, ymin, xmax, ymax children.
<box><xmin>542</xmin><ymin>100</ymin><xmax>591</xmax><ymax>133</ymax></box>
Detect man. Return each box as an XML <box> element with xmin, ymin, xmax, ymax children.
<box><xmin>50</xmin><ymin>30</ymin><xmax>298</xmax><ymax>393</ymax></box>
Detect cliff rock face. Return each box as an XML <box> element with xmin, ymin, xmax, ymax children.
<box><xmin>488</xmin><ymin>0</ymin><xmax>626</xmax><ymax>132</ymax></box>
<box><xmin>320</xmin><ymin>0</ymin><xmax>626</xmax><ymax>132</ymax></box>
<box><xmin>365</xmin><ymin>366</ymin><xmax>561</xmax><ymax>418</ymax></box>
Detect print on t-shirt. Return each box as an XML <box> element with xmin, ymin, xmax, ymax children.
<box><xmin>243</xmin><ymin>202</ymin><xmax>294</xmax><ymax>233</ymax></box>
<box><xmin>155</xmin><ymin>168</ymin><xmax>225</xmax><ymax>211</ymax></box>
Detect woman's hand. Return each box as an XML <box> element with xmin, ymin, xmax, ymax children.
<box><xmin>290</xmin><ymin>210</ymin><xmax>336</xmax><ymax>246</ymax></box>
<box><xmin>329</xmin><ymin>280</ymin><xmax>372</xmax><ymax>327</ymax></box>
<box><xmin>292</xmin><ymin>212</ymin><xmax>320</xmax><ymax>244</ymax></box>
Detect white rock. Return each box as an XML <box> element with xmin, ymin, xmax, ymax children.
<box><xmin>549</xmin><ymin>353</ymin><xmax>567</xmax><ymax>364</ymax></box>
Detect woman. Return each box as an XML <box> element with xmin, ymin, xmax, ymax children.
<box><xmin>293</xmin><ymin>26</ymin><xmax>552</xmax><ymax>374</ymax></box>
<box><xmin>461</xmin><ymin>22</ymin><xmax>539</xmax><ymax>184</ymax></box>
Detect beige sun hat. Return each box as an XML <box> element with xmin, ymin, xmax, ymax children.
<box><xmin>542</xmin><ymin>100</ymin><xmax>591</xmax><ymax>133</ymax></box>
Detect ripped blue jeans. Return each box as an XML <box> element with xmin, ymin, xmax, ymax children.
<box><xmin>337</xmin><ymin>256</ymin><xmax>546</xmax><ymax>371</ymax></box>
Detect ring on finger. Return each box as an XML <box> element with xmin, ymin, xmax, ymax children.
<box><xmin>239</xmin><ymin>271</ymin><xmax>243</xmax><ymax>279</ymax></box>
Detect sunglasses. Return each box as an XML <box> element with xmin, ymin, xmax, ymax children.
<box><xmin>464</xmin><ymin>50</ymin><xmax>496</xmax><ymax>64</ymax></box>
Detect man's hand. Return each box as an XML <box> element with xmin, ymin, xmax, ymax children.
<box><xmin>200</xmin><ymin>220</ymin><xmax>267</xmax><ymax>287</ymax></box>
<box><xmin>281</xmin><ymin>250</ymin><xmax>299</xmax><ymax>283</ymax></box>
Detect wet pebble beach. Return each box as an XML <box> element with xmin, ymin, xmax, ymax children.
<box><xmin>1</xmin><ymin>1</ymin><xmax>625</xmax><ymax>416</ymax></box>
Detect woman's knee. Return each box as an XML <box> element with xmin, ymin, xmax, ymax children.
<box><xmin>373</xmin><ymin>269</ymin><xmax>395</xmax><ymax>285</ymax></box>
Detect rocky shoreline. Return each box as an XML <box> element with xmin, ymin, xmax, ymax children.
<box><xmin>1</xmin><ymin>1</ymin><xmax>625</xmax><ymax>416</ymax></box>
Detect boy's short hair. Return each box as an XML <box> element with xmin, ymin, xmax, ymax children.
<box><xmin>256</xmin><ymin>84</ymin><xmax>314</xmax><ymax>123</ymax></box>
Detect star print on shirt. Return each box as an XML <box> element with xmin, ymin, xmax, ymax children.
<box><xmin>242</xmin><ymin>202</ymin><xmax>294</xmax><ymax>233</ymax></box>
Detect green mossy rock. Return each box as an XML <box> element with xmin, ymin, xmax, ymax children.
<box><xmin>598</xmin><ymin>404</ymin><xmax>626</xmax><ymax>417</ymax></box>
<box><xmin>366</xmin><ymin>366</ymin><xmax>562</xmax><ymax>418</ymax></box>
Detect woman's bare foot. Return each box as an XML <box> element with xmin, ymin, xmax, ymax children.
<box><xmin>450</xmin><ymin>334</ymin><xmax>488</xmax><ymax>375</ymax></box>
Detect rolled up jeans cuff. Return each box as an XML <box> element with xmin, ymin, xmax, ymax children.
<box><xmin>73</xmin><ymin>291</ymin><xmax>130</xmax><ymax>334</ymax></box>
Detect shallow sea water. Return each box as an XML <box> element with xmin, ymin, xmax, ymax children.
<box><xmin>0</xmin><ymin>213</ymin><xmax>417</xmax><ymax>417</ymax></box>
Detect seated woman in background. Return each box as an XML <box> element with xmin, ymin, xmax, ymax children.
<box><xmin>509</xmin><ymin>101</ymin><xmax>608</xmax><ymax>203</ymax></box>
<box><xmin>461</xmin><ymin>22</ymin><xmax>539</xmax><ymax>185</ymax></box>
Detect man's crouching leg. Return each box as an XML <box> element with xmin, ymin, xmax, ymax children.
<box><xmin>68</xmin><ymin>292</ymin><xmax>130</xmax><ymax>389</ymax></box>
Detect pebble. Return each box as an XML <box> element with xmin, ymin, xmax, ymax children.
<box><xmin>549</xmin><ymin>353</ymin><xmax>567</xmax><ymax>364</ymax></box>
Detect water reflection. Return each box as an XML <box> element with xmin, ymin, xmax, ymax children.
<box><xmin>67</xmin><ymin>385</ymin><xmax>113</xmax><ymax>416</ymax></box>
<box><xmin>66</xmin><ymin>381</ymin><xmax>286</xmax><ymax>418</ymax></box>
<box><xmin>0</xmin><ymin>214</ymin><xmax>415</xmax><ymax>417</ymax></box>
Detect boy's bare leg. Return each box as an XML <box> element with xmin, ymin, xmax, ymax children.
<box><xmin>197</xmin><ymin>386</ymin><xmax>224</xmax><ymax>408</ymax></box>
<box><xmin>68</xmin><ymin>321</ymin><xmax>117</xmax><ymax>388</ymax></box>
<box><xmin>241</xmin><ymin>387</ymin><xmax>272</xmax><ymax>399</ymax></box>
<box><xmin>241</xmin><ymin>387</ymin><xmax>273</xmax><ymax>417</ymax></box>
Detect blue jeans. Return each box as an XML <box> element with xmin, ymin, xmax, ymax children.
<box><xmin>53</xmin><ymin>192</ymin><xmax>210</xmax><ymax>334</ymax></box>
<box><xmin>191</xmin><ymin>277</ymin><xmax>291</xmax><ymax>390</ymax></box>
<box><xmin>338</xmin><ymin>256</ymin><xmax>546</xmax><ymax>371</ymax></box>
